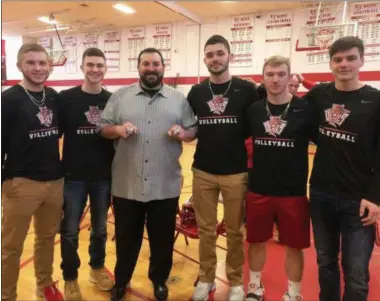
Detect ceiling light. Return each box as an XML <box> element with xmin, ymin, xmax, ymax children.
<box><xmin>25</xmin><ymin>26</ymin><xmax>70</xmax><ymax>34</ymax></box>
<box><xmin>38</xmin><ymin>16</ymin><xmax>59</xmax><ymax>24</ymax></box>
<box><xmin>113</xmin><ymin>3</ymin><xmax>135</xmax><ymax>14</ymax></box>
<box><xmin>47</xmin><ymin>26</ymin><xmax>70</xmax><ymax>31</ymax></box>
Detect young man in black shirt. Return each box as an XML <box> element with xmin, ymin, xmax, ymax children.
<box><xmin>188</xmin><ymin>35</ymin><xmax>260</xmax><ymax>301</ymax></box>
<box><xmin>1</xmin><ymin>43</ymin><xmax>64</xmax><ymax>301</ymax></box>
<box><xmin>245</xmin><ymin>56</ymin><xmax>315</xmax><ymax>301</ymax></box>
<box><xmin>59</xmin><ymin>48</ymin><xmax>114</xmax><ymax>300</ymax></box>
<box><xmin>305</xmin><ymin>36</ymin><xmax>380</xmax><ymax>301</ymax></box>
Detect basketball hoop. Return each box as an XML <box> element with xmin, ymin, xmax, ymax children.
<box><xmin>295</xmin><ymin>23</ymin><xmax>357</xmax><ymax>52</ymax></box>
<box><xmin>48</xmin><ymin>49</ymin><xmax>68</xmax><ymax>67</ymax></box>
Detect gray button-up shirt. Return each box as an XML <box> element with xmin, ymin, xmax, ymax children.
<box><xmin>98</xmin><ymin>83</ymin><xmax>197</xmax><ymax>202</ymax></box>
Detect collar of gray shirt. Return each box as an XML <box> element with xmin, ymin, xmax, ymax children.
<box><xmin>134</xmin><ymin>82</ymin><xmax>169</xmax><ymax>98</ymax></box>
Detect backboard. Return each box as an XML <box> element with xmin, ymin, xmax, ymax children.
<box><xmin>296</xmin><ymin>23</ymin><xmax>357</xmax><ymax>52</ymax></box>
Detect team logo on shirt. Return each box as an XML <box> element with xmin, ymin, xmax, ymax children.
<box><xmin>84</xmin><ymin>106</ymin><xmax>102</xmax><ymax>125</ymax></box>
<box><xmin>263</xmin><ymin>116</ymin><xmax>287</xmax><ymax>137</ymax></box>
<box><xmin>324</xmin><ymin>104</ymin><xmax>351</xmax><ymax>127</ymax></box>
<box><xmin>207</xmin><ymin>95</ymin><xmax>228</xmax><ymax>115</ymax></box>
<box><xmin>36</xmin><ymin>106</ymin><xmax>53</xmax><ymax>127</ymax></box>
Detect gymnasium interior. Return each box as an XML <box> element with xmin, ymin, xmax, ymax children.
<box><xmin>1</xmin><ymin>1</ymin><xmax>379</xmax><ymax>300</ymax></box>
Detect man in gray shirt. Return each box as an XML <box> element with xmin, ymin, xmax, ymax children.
<box><xmin>98</xmin><ymin>48</ymin><xmax>197</xmax><ymax>301</ymax></box>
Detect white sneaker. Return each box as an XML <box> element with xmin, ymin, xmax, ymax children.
<box><xmin>246</xmin><ymin>283</ymin><xmax>264</xmax><ymax>301</ymax></box>
<box><xmin>283</xmin><ymin>291</ymin><xmax>302</xmax><ymax>301</ymax></box>
<box><xmin>64</xmin><ymin>280</ymin><xmax>82</xmax><ymax>301</ymax></box>
<box><xmin>89</xmin><ymin>268</ymin><xmax>114</xmax><ymax>291</ymax></box>
<box><xmin>192</xmin><ymin>282</ymin><xmax>216</xmax><ymax>301</ymax></box>
<box><xmin>229</xmin><ymin>285</ymin><xmax>245</xmax><ymax>301</ymax></box>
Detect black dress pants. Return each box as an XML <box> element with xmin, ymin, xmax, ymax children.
<box><xmin>113</xmin><ymin>196</ymin><xmax>179</xmax><ymax>288</ymax></box>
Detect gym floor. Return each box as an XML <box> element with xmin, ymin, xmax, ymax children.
<box><xmin>17</xmin><ymin>142</ymin><xmax>380</xmax><ymax>301</ymax></box>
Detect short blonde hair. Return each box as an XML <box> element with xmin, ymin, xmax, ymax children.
<box><xmin>263</xmin><ymin>55</ymin><xmax>291</xmax><ymax>75</ymax></box>
<box><xmin>17</xmin><ymin>43</ymin><xmax>50</xmax><ymax>64</ymax></box>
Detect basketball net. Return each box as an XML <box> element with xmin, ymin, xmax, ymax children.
<box><xmin>315</xmin><ymin>28</ymin><xmax>335</xmax><ymax>50</ymax></box>
<box><xmin>48</xmin><ymin>49</ymin><xmax>68</xmax><ymax>67</ymax></box>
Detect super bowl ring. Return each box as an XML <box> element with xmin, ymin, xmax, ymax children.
<box><xmin>173</xmin><ymin>126</ymin><xmax>180</xmax><ymax>135</ymax></box>
<box><xmin>127</xmin><ymin>127</ymin><xmax>134</xmax><ymax>134</ymax></box>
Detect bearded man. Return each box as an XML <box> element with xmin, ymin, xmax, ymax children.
<box><xmin>98</xmin><ymin>47</ymin><xmax>198</xmax><ymax>301</ymax></box>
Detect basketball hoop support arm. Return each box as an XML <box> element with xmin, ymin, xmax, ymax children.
<box><xmin>155</xmin><ymin>1</ymin><xmax>202</xmax><ymax>24</ymax></box>
<box><xmin>315</xmin><ymin>1</ymin><xmax>322</xmax><ymax>26</ymax></box>
<box><xmin>342</xmin><ymin>1</ymin><xmax>348</xmax><ymax>25</ymax></box>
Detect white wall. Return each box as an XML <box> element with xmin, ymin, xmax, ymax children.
<box><xmin>3</xmin><ymin>35</ymin><xmax>23</xmax><ymax>80</ymax></box>
<box><xmin>3</xmin><ymin>2</ymin><xmax>380</xmax><ymax>92</ymax></box>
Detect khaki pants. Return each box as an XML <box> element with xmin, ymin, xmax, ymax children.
<box><xmin>192</xmin><ymin>168</ymin><xmax>247</xmax><ymax>286</ymax></box>
<box><xmin>1</xmin><ymin>177</ymin><xmax>64</xmax><ymax>301</ymax></box>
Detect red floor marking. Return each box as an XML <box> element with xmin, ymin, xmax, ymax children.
<box><xmin>19</xmin><ymin>254</ymin><xmax>37</xmax><ymax>269</ymax></box>
<box><xmin>243</xmin><ymin>241</ymin><xmax>380</xmax><ymax>300</ymax></box>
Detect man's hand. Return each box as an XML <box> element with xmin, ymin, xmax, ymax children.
<box><xmin>240</xmin><ymin>77</ymin><xmax>257</xmax><ymax>85</ymax></box>
<box><xmin>168</xmin><ymin>125</ymin><xmax>185</xmax><ymax>141</ymax></box>
<box><xmin>116</xmin><ymin>122</ymin><xmax>138</xmax><ymax>139</ymax></box>
<box><xmin>360</xmin><ymin>199</ymin><xmax>380</xmax><ymax>226</ymax></box>
<box><xmin>294</xmin><ymin>73</ymin><xmax>305</xmax><ymax>83</ymax></box>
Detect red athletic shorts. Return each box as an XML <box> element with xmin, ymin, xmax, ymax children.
<box><xmin>245</xmin><ymin>191</ymin><xmax>310</xmax><ymax>249</ymax></box>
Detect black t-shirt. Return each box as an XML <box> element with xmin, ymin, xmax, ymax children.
<box><xmin>305</xmin><ymin>83</ymin><xmax>380</xmax><ymax>205</ymax></box>
<box><xmin>1</xmin><ymin>84</ymin><xmax>62</xmax><ymax>181</ymax></box>
<box><xmin>248</xmin><ymin>97</ymin><xmax>316</xmax><ymax>196</ymax></box>
<box><xmin>257</xmin><ymin>84</ymin><xmax>267</xmax><ymax>100</ymax></box>
<box><xmin>59</xmin><ymin>86</ymin><xmax>114</xmax><ymax>181</ymax></box>
<box><xmin>187</xmin><ymin>77</ymin><xmax>260</xmax><ymax>175</ymax></box>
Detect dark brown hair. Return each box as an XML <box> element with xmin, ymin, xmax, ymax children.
<box><xmin>82</xmin><ymin>47</ymin><xmax>106</xmax><ymax>63</ymax></box>
<box><xmin>137</xmin><ymin>48</ymin><xmax>164</xmax><ymax>66</ymax></box>
<box><xmin>204</xmin><ymin>35</ymin><xmax>231</xmax><ymax>53</ymax></box>
<box><xmin>329</xmin><ymin>36</ymin><xmax>364</xmax><ymax>58</ymax></box>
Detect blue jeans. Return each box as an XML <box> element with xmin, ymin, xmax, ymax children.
<box><xmin>60</xmin><ymin>180</ymin><xmax>111</xmax><ymax>281</ymax></box>
<box><xmin>310</xmin><ymin>188</ymin><xmax>375</xmax><ymax>301</ymax></box>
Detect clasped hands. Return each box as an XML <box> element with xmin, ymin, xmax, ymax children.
<box><xmin>116</xmin><ymin>122</ymin><xmax>185</xmax><ymax>141</ymax></box>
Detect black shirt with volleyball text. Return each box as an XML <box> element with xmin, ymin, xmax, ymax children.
<box><xmin>305</xmin><ymin>83</ymin><xmax>380</xmax><ymax>205</ymax></box>
<box><xmin>59</xmin><ymin>86</ymin><xmax>114</xmax><ymax>181</ymax></box>
<box><xmin>1</xmin><ymin>84</ymin><xmax>62</xmax><ymax>181</ymax></box>
<box><xmin>248</xmin><ymin>97</ymin><xmax>316</xmax><ymax>196</ymax></box>
<box><xmin>187</xmin><ymin>77</ymin><xmax>260</xmax><ymax>175</ymax></box>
